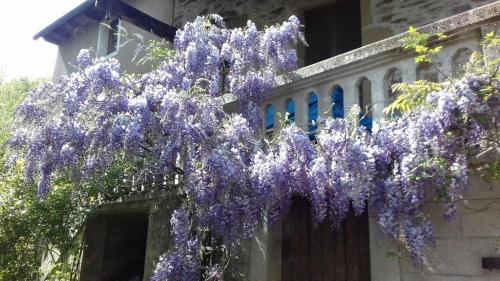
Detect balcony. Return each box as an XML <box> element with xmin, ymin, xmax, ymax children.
<box><xmin>257</xmin><ymin>1</ymin><xmax>500</xmax><ymax>135</ymax></box>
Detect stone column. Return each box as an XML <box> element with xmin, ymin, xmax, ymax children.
<box><xmin>401</xmin><ymin>60</ymin><xmax>417</xmax><ymax>83</ymax></box>
<box><xmin>481</xmin><ymin>24</ymin><xmax>500</xmax><ymax>67</ymax></box>
<box><xmin>143</xmin><ymin>195</ymin><xmax>180</xmax><ymax>281</ymax></box>
<box><xmin>343</xmin><ymin>79</ymin><xmax>358</xmax><ymax>112</ymax></box>
<box><xmin>318</xmin><ymin>83</ymin><xmax>332</xmax><ymax>120</ymax></box>
<box><xmin>293</xmin><ymin>91</ymin><xmax>309</xmax><ymax>132</ymax></box>
<box><xmin>371</xmin><ymin>74</ymin><xmax>386</xmax><ymax>122</ymax></box>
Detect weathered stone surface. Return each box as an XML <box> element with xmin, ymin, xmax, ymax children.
<box><xmin>226</xmin><ymin>263</ymin><xmax>250</xmax><ymax>281</ymax></box>
<box><xmin>369</xmin><ymin>0</ymin><xmax>495</xmax><ymax>36</ymax></box>
<box><xmin>369</xmin><ymin>217</ymin><xmax>401</xmax><ymax>281</ymax></box>
<box><xmin>143</xmin><ymin>195</ymin><xmax>181</xmax><ymax>281</ymax></box>
<box><xmin>402</xmin><ymin>271</ymin><xmax>500</xmax><ymax>281</ymax></box>
<box><xmin>362</xmin><ymin>25</ymin><xmax>394</xmax><ymax>45</ymax></box>
<box><xmin>270</xmin><ymin>2</ymin><xmax>500</xmax><ymax>90</ymax></box>
<box><xmin>463</xmin><ymin>175</ymin><xmax>500</xmax><ymax>200</ymax></box>
<box><xmin>402</xmin><ymin>273</ymin><xmax>473</xmax><ymax>281</ymax></box>
<box><xmin>172</xmin><ymin>0</ymin><xmax>497</xmax><ymax>49</ymax></box>
<box><xmin>459</xmin><ymin>199</ymin><xmax>500</xmax><ymax>238</ymax></box>
<box><xmin>401</xmin><ymin>238</ymin><xmax>500</xmax><ymax>276</ymax></box>
<box><xmin>424</xmin><ymin>202</ymin><xmax>462</xmax><ymax>239</ymax></box>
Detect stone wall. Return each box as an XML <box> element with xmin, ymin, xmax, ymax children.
<box><xmin>53</xmin><ymin>21</ymin><xmax>100</xmax><ymax>78</ymax></box>
<box><xmin>53</xmin><ymin>19</ymin><xmax>162</xmax><ymax>80</ymax></box>
<box><xmin>172</xmin><ymin>0</ymin><xmax>498</xmax><ymax>45</ymax></box>
<box><xmin>394</xmin><ymin>176</ymin><xmax>500</xmax><ymax>281</ymax></box>
<box><xmin>225</xmin><ymin>177</ymin><xmax>500</xmax><ymax>281</ymax></box>
<box><xmin>237</xmin><ymin>4</ymin><xmax>500</xmax><ymax>280</ymax></box>
<box><xmin>53</xmin><ymin>0</ymin><xmax>499</xmax><ymax>78</ymax></box>
<box><xmin>124</xmin><ymin>0</ymin><xmax>175</xmax><ymax>25</ymax></box>
<box><xmin>363</xmin><ymin>0</ymin><xmax>497</xmax><ymax>44</ymax></box>
<box><xmin>173</xmin><ymin>0</ymin><xmax>338</xmax><ymax>28</ymax></box>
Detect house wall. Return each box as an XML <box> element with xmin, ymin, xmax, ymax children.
<box><xmin>394</xmin><ymin>175</ymin><xmax>500</xmax><ymax>281</ymax></box>
<box><xmin>53</xmin><ymin>0</ymin><xmax>173</xmax><ymax>79</ymax></box>
<box><xmin>81</xmin><ymin>180</ymin><xmax>500</xmax><ymax>281</ymax></box>
<box><xmin>79</xmin><ymin>193</ymin><xmax>180</xmax><ymax>281</ymax></box>
<box><xmin>113</xmin><ymin>20</ymin><xmax>163</xmax><ymax>74</ymax></box>
<box><xmin>236</xmin><ymin>5</ymin><xmax>500</xmax><ymax>280</ymax></box>
<box><xmin>362</xmin><ymin>0</ymin><xmax>496</xmax><ymax>44</ymax></box>
<box><xmin>53</xmin><ymin>0</ymin><xmax>498</xmax><ymax>77</ymax></box>
<box><xmin>172</xmin><ymin>0</ymin><xmax>497</xmax><ymax>45</ymax></box>
<box><xmin>44</xmin><ymin>1</ymin><xmax>500</xmax><ymax>280</ymax></box>
<box><xmin>53</xmin><ymin>21</ymin><xmax>100</xmax><ymax>78</ymax></box>
<box><xmin>123</xmin><ymin>0</ymin><xmax>175</xmax><ymax>25</ymax></box>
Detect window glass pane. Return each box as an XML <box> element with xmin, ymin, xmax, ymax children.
<box><xmin>358</xmin><ymin>79</ymin><xmax>372</xmax><ymax>131</ymax></box>
<box><xmin>332</xmin><ymin>86</ymin><xmax>344</xmax><ymax>119</ymax></box>
<box><xmin>308</xmin><ymin>93</ymin><xmax>318</xmax><ymax>140</ymax></box>
<box><xmin>107</xmin><ymin>19</ymin><xmax>119</xmax><ymax>55</ymax></box>
<box><xmin>265</xmin><ymin>104</ymin><xmax>274</xmax><ymax>131</ymax></box>
<box><xmin>286</xmin><ymin>99</ymin><xmax>295</xmax><ymax>123</ymax></box>
<box><xmin>384</xmin><ymin>69</ymin><xmax>403</xmax><ymax>119</ymax></box>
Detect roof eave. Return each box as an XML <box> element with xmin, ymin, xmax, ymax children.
<box><xmin>33</xmin><ymin>0</ymin><xmax>96</xmax><ymax>41</ymax></box>
<box><xmin>34</xmin><ymin>0</ymin><xmax>176</xmax><ymax>45</ymax></box>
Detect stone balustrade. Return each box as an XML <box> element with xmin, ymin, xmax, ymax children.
<box><xmin>227</xmin><ymin>4</ymin><xmax>500</xmax><ymax>281</ymax></box>
<box><xmin>258</xmin><ymin>1</ymin><xmax>500</xmax><ymax>136</ymax></box>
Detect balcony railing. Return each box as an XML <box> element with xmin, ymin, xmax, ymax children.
<box><xmin>258</xmin><ymin>1</ymin><xmax>500</xmax><ymax>136</ymax></box>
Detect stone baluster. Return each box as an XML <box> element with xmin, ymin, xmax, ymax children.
<box><xmin>272</xmin><ymin>97</ymin><xmax>286</xmax><ymax>132</ymax></box>
<box><xmin>294</xmin><ymin>91</ymin><xmax>309</xmax><ymax>132</ymax></box>
<box><xmin>370</xmin><ymin>73</ymin><xmax>386</xmax><ymax>122</ymax></box>
<box><xmin>437</xmin><ymin>57</ymin><xmax>451</xmax><ymax>82</ymax></box>
<box><xmin>402</xmin><ymin>60</ymin><xmax>417</xmax><ymax>83</ymax></box>
<box><xmin>317</xmin><ymin>83</ymin><xmax>331</xmax><ymax>120</ymax></box>
<box><xmin>343</xmin><ymin>79</ymin><xmax>358</xmax><ymax>111</ymax></box>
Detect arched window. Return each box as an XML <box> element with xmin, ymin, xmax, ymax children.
<box><xmin>331</xmin><ymin>85</ymin><xmax>344</xmax><ymax>119</ymax></box>
<box><xmin>384</xmin><ymin>68</ymin><xmax>403</xmax><ymax>118</ymax></box>
<box><xmin>452</xmin><ymin>48</ymin><xmax>473</xmax><ymax>76</ymax></box>
<box><xmin>308</xmin><ymin>93</ymin><xmax>318</xmax><ymax>140</ymax></box>
<box><xmin>416</xmin><ymin>62</ymin><xmax>438</xmax><ymax>82</ymax></box>
<box><xmin>285</xmin><ymin>99</ymin><xmax>296</xmax><ymax>123</ymax></box>
<box><xmin>265</xmin><ymin>104</ymin><xmax>274</xmax><ymax>137</ymax></box>
<box><xmin>358</xmin><ymin>78</ymin><xmax>372</xmax><ymax>130</ymax></box>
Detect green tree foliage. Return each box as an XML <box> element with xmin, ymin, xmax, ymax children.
<box><xmin>0</xmin><ymin>78</ymin><xmax>41</xmax><ymax>148</ymax></box>
<box><xmin>0</xmin><ymin>78</ymin><xmax>92</xmax><ymax>280</ymax></box>
<box><xmin>385</xmin><ymin>29</ymin><xmax>500</xmax><ymax>181</ymax></box>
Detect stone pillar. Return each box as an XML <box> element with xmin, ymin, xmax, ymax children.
<box><xmin>481</xmin><ymin>23</ymin><xmax>500</xmax><ymax>67</ymax></box>
<box><xmin>370</xmin><ymin>73</ymin><xmax>386</xmax><ymax>122</ymax></box>
<box><xmin>272</xmin><ymin>97</ymin><xmax>286</xmax><ymax>132</ymax></box>
<box><xmin>143</xmin><ymin>195</ymin><xmax>180</xmax><ymax>281</ymax></box>
<box><xmin>343</xmin><ymin>79</ymin><xmax>358</xmax><ymax>111</ymax></box>
<box><xmin>368</xmin><ymin>217</ymin><xmax>401</xmax><ymax>281</ymax></box>
<box><xmin>318</xmin><ymin>83</ymin><xmax>332</xmax><ymax>120</ymax></box>
<box><xmin>402</xmin><ymin>60</ymin><xmax>417</xmax><ymax>83</ymax></box>
<box><xmin>293</xmin><ymin>91</ymin><xmax>309</xmax><ymax>132</ymax></box>
<box><xmin>248</xmin><ymin>220</ymin><xmax>282</xmax><ymax>281</ymax></box>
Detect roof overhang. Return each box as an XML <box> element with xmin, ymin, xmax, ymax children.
<box><xmin>34</xmin><ymin>0</ymin><xmax>176</xmax><ymax>44</ymax></box>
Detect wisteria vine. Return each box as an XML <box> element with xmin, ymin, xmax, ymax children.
<box><xmin>7</xmin><ymin>15</ymin><xmax>499</xmax><ymax>280</ymax></box>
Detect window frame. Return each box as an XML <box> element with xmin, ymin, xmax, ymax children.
<box><xmin>97</xmin><ymin>18</ymin><xmax>122</xmax><ymax>58</ymax></box>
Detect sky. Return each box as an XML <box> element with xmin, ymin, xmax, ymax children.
<box><xmin>0</xmin><ymin>0</ymin><xmax>85</xmax><ymax>80</ymax></box>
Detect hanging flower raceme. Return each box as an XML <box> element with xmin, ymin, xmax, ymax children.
<box><xmin>8</xmin><ymin>12</ymin><xmax>500</xmax><ymax>280</ymax></box>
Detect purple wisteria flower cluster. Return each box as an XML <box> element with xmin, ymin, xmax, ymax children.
<box><xmin>7</xmin><ymin>14</ymin><xmax>499</xmax><ymax>280</ymax></box>
<box><xmin>152</xmin><ymin>209</ymin><xmax>200</xmax><ymax>281</ymax></box>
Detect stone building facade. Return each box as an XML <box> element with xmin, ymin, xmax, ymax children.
<box><xmin>34</xmin><ymin>0</ymin><xmax>500</xmax><ymax>280</ymax></box>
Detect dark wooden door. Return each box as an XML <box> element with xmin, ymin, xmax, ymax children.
<box><xmin>281</xmin><ymin>197</ymin><xmax>370</xmax><ymax>281</ymax></box>
<box><xmin>80</xmin><ymin>213</ymin><xmax>149</xmax><ymax>281</ymax></box>
<box><xmin>304</xmin><ymin>0</ymin><xmax>361</xmax><ymax>65</ymax></box>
